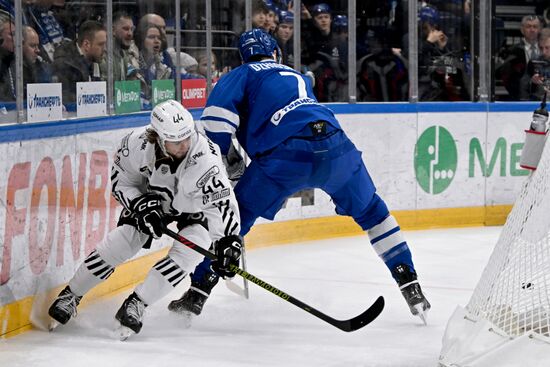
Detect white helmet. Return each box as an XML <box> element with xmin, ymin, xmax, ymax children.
<box><xmin>150</xmin><ymin>100</ymin><xmax>194</xmax><ymax>154</ymax></box>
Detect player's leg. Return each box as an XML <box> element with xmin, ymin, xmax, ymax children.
<box><xmin>169</xmin><ymin>160</ymin><xmax>297</xmax><ymax>316</ymax></box>
<box><xmin>325</xmin><ymin>143</ymin><xmax>431</xmax><ymax>321</ymax></box>
<box><xmin>48</xmin><ymin>223</ymin><xmax>149</xmax><ymax>326</ymax></box>
<box><xmin>118</xmin><ymin>214</ymin><xmax>211</xmax><ymax>334</ymax></box>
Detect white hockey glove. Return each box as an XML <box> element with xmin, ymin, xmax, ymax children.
<box><xmin>131</xmin><ymin>193</ymin><xmax>165</xmax><ymax>239</ymax></box>
<box><xmin>222</xmin><ymin>144</ymin><xmax>246</xmax><ymax>182</ymax></box>
<box><xmin>211</xmin><ymin>235</ymin><xmax>243</xmax><ymax>279</ymax></box>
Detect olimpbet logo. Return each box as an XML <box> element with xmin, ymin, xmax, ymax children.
<box><xmin>414</xmin><ymin>126</ymin><xmax>457</xmax><ymax>194</ymax></box>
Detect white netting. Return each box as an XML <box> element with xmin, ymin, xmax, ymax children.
<box><xmin>466</xmin><ymin>133</ymin><xmax>550</xmax><ymax>338</ymax></box>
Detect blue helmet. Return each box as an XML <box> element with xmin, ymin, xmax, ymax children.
<box><xmin>278</xmin><ymin>10</ymin><xmax>294</xmax><ymax>25</ymax></box>
<box><xmin>419</xmin><ymin>6</ymin><xmax>440</xmax><ymax>26</ymax></box>
<box><xmin>238</xmin><ymin>28</ymin><xmax>281</xmax><ymax>63</ymax></box>
<box><xmin>333</xmin><ymin>14</ymin><xmax>348</xmax><ymax>31</ymax></box>
<box><xmin>310</xmin><ymin>3</ymin><xmax>331</xmax><ymax>17</ymax></box>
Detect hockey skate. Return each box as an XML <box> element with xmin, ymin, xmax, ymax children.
<box><xmin>168</xmin><ymin>272</ymin><xmax>219</xmax><ymax>318</ymax></box>
<box><xmin>48</xmin><ymin>286</ymin><xmax>82</xmax><ymax>331</ymax></box>
<box><xmin>392</xmin><ymin>264</ymin><xmax>431</xmax><ymax>325</ymax></box>
<box><xmin>115</xmin><ymin>292</ymin><xmax>147</xmax><ymax>341</ymax></box>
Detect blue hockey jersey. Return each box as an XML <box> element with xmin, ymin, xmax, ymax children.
<box><xmin>199</xmin><ymin>60</ymin><xmax>341</xmax><ymax>157</ymax></box>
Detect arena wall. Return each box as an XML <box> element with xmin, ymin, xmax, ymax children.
<box><xmin>0</xmin><ymin>102</ymin><xmax>539</xmax><ymax>337</ymax></box>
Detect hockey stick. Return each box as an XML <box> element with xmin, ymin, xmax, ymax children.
<box><xmin>164</xmin><ymin>227</ymin><xmax>385</xmax><ymax>332</ymax></box>
<box><xmin>223</xmin><ymin>247</ymin><xmax>250</xmax><ymax>298</ymax></box>
<box><xmin>240</xmin><ymin>245</ymin><xmax>250</xmax><ymax>299</ymax></box>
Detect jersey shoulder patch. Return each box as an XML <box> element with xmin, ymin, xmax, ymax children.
<box><xmin>180</xmin><ymin>135</ymin><xmax>224</xmax><ymax>194</ymax></box>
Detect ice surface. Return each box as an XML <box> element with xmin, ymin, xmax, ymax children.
<box><xmin>0</xmin><ymin>226</ymin><xmax>501</xmax><ymax>367</ymax></box>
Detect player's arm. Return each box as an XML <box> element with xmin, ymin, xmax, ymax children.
<box><xmin>112</xmin><ymin>132</ymin><xmax>166</xmax><ymax>239</ymax></box>
<box><xmin>204</xmin><ymin>193</ymin><xmax>242</xmax><ymax>279</ymax></box>
<box><xmin>111</xmin><ymin>131</ymin><xmax>149</xmax><ymax>211</ymax></box>
<box><xmin>199</xmin><ymin>69</ymin><xmax>248</xmax><ymax>155</ymax></box>
<box><xmin>222</xmin><ymin>142</ymin><xmax>246</xmax><ymax>183</ymax></box>
<box><xmin>196</xmin><ymin>164</ymin><xmax>242</xmax><ymax>278</ymax></box>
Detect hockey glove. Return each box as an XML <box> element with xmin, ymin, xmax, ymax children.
<box><xmin>222</xmin><ymin>144</ymin><xmax>246</xmax><ymax>182</ymax></box>
<box><xmin>131</xmin><ymin>193</ymin><xmax>164</xmax><ymax>239</ymax></box>
<box><xmin>211</xmin><ymin>235</ymin><xmax>243</xmax><ymax>278</ymax></box>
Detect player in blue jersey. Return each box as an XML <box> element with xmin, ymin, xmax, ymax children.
<box><xmin>168</xmin><ymin>28</ymin><xmax>431</xmax><ymax>323</ymax></box>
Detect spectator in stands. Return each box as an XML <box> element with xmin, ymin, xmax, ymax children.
<box><xmin>496</xmin><ymin>15</ymin><xmax>543</xmax><ymax>100</ymax></box>
<box><xmin>265</xmin><ymin>3</ymin><xmax>279</xmax><ymax>34</ymax></box>
<box><xmin>418</xmin><ymin>5</ymin><xmax>469</xmax><ymax>101</ymax></box>
<box><xmin>52</xmin><ymin>20</ymin><xmax>106</xmax><ymax>104</ymax></box>
<box><xmin>332</xmin><ymin>14</ymin><xmax>348</xmax><ymax>61</ymax></box>
<box><xmin>138</xmin><ymin>13</ymin><xmax>175</xmax><ymax>73</ymax></box>
<box><xmin>168</xmin><ymin>49</ymin><xmax>198</xmax><ymax>76</ymax></box>
<box><xmin>301</xmin><ymin>3</ymin><xmax>347</xmax><ymax>101</ymax></box>
<box><xmin>520</xmin><ymin>29</ymin><xmax>550</xmax><ymax>101</ymax></box>
<box><xmin>24</xmin><ymin>0</ymin><xmax>69</xmax><ymax>63</ymax></box>
<box><xmin>301</xmin><ymin>3</ymin><xmax>337</xmax><ymax>66</ymax></box>
<box><xmin>134</xmin><ymin>22</ymin><xmax>173</xmax><ymax>106</ymax></box>
<box><xmin>357</xmin><ymin>29</ymin><xmax>409</xmax><ymax>102</ymax></box>
<box><xmin>301</xmin><ymin>3</ymin><xmax>332</xmax><ymax>55</ymax></box>
<box><xmin>22</xmin><ymin>25</ymin><xmax>51</xmax><ymax>92</ymax></box>
<box><xmin>274</xmin><ymin>10</ymin><xmax>294</xmax><ymax>68</ymax></box>
<box><xmin>188</xmin><ymin>49</ymin><xmax>220</xmax><ymax>79</ymax></box>
<box><xmin>140</xmin><ymin>13</ymin><xmax>166</xmax><ymax>37</ymax></box>
<box><xmin>139</xmin><ymin>13</ymin><xmax>201</xmax><ymax>79</ymax></box>
<box><xmin>252</xmin><ymin>0</ymin><xmax>270</xmax><ymax>31</ymax></box>
<box><xmin>100</xmin><ymin>12</ymin><xmax>139</xmax><ymax>81</ymax></box>
<box><xmin>0</xmin><ymin>16</ymin><xmax>15</xmax><ymax>101</ymax></box>
<box><xmin>357</xmin><ymin>0</ymin><xmax>406</xmax><ymax>54</ymax></box>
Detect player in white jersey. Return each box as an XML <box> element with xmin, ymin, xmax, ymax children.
<box><xmin>48</xmin><ymin>100</ymin><xmax>242</xmax><ymax>338</ymax></box>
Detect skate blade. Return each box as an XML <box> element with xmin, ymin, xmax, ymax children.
<box><xmin>48</xmin><ymin>320</ymin><xmax>60</xmax><ymax>332</ymax></box>
<box><xmin>117</xmin><ymin>325</ymin><xmax>135</xmax><ymax>341</ymax></box>
<box><xmin>412</xmin><ymin>304</ymin><xmax>428</xmax><ymax>325</ymax></box>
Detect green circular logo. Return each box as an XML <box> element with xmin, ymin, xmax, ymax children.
<box><xmin>414</xmin><ymin>126</ymin><xmax>457</xmax><ymax>194</ymax></box>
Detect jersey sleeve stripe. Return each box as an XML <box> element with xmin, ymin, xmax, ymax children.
<box><xmin>200</xmin><ymin>118</ymin><xmax>237</xmax><ymax>134</ymax></box>
<box><xmin>202</xmin><ymin>106</ymin><xmax>240</xmax><ymax>126</ymax></box>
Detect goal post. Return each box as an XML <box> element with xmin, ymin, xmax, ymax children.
<box><xmin>439</xmin><ymin>123</ymin><xmax>550</xmax><ymax>367</ymax></box>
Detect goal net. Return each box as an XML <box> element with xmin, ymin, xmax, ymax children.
<box><xmin>439</xmin><ymin>132</ymin><xmax>550</xmax><ymax>367</ymax></box>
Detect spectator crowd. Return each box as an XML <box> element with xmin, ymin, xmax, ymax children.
<box><xmin>2</xmin><ymin>0</ymin><xmax>550</xmax><ymax>121</ymax></box>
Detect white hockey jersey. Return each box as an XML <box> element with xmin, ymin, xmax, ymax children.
<box><xmin>111</xmin><ymin>127</ymin><xmax>240</xmax><ymax>241</ymax></box>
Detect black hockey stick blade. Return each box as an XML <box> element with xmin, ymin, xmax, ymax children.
<box><xmin>163</xmin><ymin>227</ymin><xmax>385</xmax><ymax>332</ymax></box>
<box><xmin>330</xmin><ymin>296</ymin><xmax>385</xmax><ymax>332</ymax></box>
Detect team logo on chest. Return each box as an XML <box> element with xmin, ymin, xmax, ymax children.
<box><xmin>161</xmin><ymin>165</ymin><xmax>169</xmax><ymax>174</ymax></box>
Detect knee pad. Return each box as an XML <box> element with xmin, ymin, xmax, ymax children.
<box><xmin>151</xmin><ymin>256</ymin><xmax>187</xmax><ymax>288</ymax></box>
<box><xmin>83</xmin><ymin>250</ymin><xmax>115</xmax><ymax>281</ymax></box>
<box><xmin>168</xmin><ymin>223</ymin><xmax>211</xmax><ymax>273</ymax></box>
<box><xmin>355</xmin><ymin>193</ymin><xmax>390</xmax><ymax>231</ymax></box>
<box><xmin>69</xmin><ymin>249</ymin><xmax>115</xmax><ymax>296</ymax></box>
<box><xmin>69</xmin><ymin>226</ymin><xmax>147</xmax><ymax>297</ymax></box>
<box><xmin>96</xmin><ymin>224</ymin><xmax>149</xmax><ymax>266</ymax></box>
<box><xmin>134</xmin><ymin>255</ymin><xmax>187</xmax><ymax>306</ymax></box>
